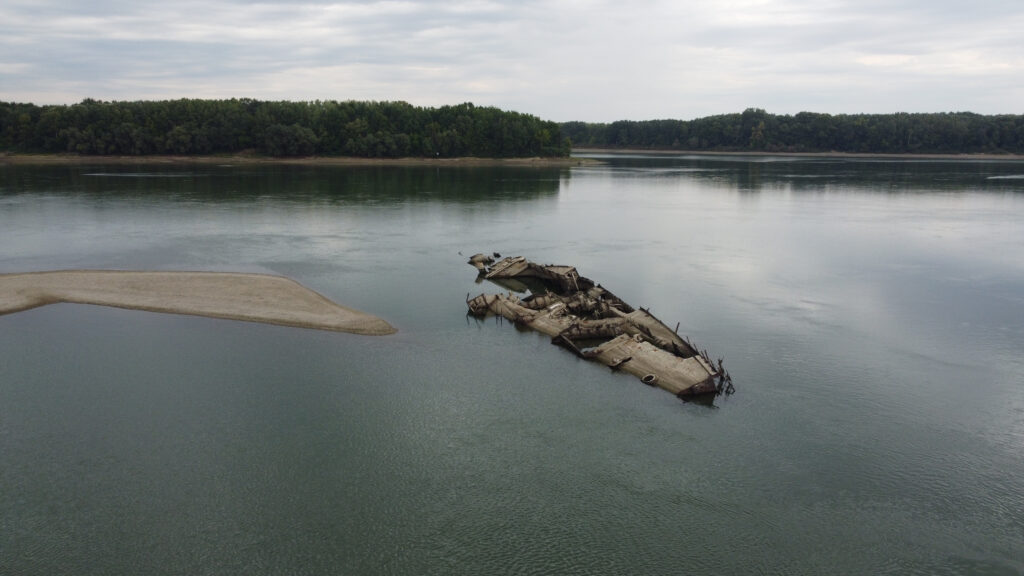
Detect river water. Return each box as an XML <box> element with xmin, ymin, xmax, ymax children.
<box><xmin>1</xmin><ymin>154</ymin><xmax>1022</xmax><ymax>575</ymax></box>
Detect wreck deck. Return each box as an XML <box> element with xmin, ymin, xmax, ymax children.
<box><xmin>466</xmin><ymin>255</ymin><xmax>733</xmax><ymax>401</ymax></box>
<box><xmin>585</xmin><ymin>335</ymin><xmax>718</xmax><ymax>397</ymax></box>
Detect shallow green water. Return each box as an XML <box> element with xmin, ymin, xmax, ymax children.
<box><xmin>2</xmin><ymin>156</ymin><xmax>1023</xmax><ymax>575</ymax></box>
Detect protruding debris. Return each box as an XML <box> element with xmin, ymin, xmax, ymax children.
<box><xmin>467</xmin><ymin>253</ymin><xmax>495</xmax><ymax>272</ymax></box>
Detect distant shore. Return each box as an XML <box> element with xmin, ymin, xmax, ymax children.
<box><xmin>0</xmin><ymin>152</ymin><xmax>595</xmax><ymax>167</ymax></box>
<box><xmin>572</xmin><ymin>147</ymin><xmax>1024</xmax><ymax>161</ymax></box>
<box><xmin>5</xmin><ymin>149</ymin><xmax>1020</xmax><ymax>168</ymax></box>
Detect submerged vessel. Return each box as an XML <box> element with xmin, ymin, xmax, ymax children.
<box><xmin>466</xmin><ymin>254</ymin><xmax>734</xmax><ymax>401</ymax></box>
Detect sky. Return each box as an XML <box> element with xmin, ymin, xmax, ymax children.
<box><xmin>1</xmin><ymin>0</ymin><xmax>1022</xmax><ymax>122</ymax></box>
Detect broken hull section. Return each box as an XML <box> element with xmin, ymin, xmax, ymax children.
<box><xmin>466</xmin><ymin>255</ymin><xmax>734</xmax><ymax>401</ymax></box>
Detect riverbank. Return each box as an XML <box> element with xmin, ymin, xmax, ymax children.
<box><xmin>572</xmin><ymin>147</ymin><xmax>1024</xmax><ymax>161</ymax></box>
<box><xmin>0</xmin><ymin>152</ymin><xmax>596</xmax><ymax>167</ymax></box>
<box><xmin>0</xmin><ymin>270</ymin><xmax>397</xmax><ymax>335</ymax></box>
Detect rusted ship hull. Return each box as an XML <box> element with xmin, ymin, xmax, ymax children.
<box><xmin>466</xmin><ymin>255</ymin><xmax>733</xmax><ymax>401</ymax></box>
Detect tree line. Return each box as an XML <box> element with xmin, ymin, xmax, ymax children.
<box><xmin>562</xmin><ymin>108</ymin><xmax>1024</xmax><ymax>154</ymax></box>
<box><xmin>0</xmin><ymin>99</ymin><xmax>569</xmax><ymax>158</ymax></box>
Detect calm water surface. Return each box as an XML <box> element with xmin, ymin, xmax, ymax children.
<box><xmin>2</xmin><ymin>155</ymin><xmax>1023</xmax><ymax>575</ymax></box>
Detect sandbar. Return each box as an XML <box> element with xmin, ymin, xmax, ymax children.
<box><xmin>0</xmin><ymin>153</ymin><xmax>596</xmax><ymax>167</ymax></box>
<box><xmin>0</xmin><ymin>270</ymin><xmax>397</xmax><ymax>335</ymax></box>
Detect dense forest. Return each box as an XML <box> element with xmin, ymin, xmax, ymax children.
<box><xmin>0</xmin><ymin>99</ymin><xmax>570</xmax><ymax>158</ymax></box>
<box><xmin>562</xmin><ymin>109</ymin><xmax>1024</xmax><ymax>155</ymax></box>
<box><xmin>5</xmin><ymin>100</ymin><xmax>1024</xmax><ymax>158</ymax></box>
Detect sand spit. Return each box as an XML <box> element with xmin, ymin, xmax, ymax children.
<box><xmin>0</xmin><ymin>153</ymin><xmax>596</xmax><ymax>167</ymax></box>
<box><xmin>0</xmin><ymin>270</ymin><xmax>397</xmax><ymax>336</ymax></box>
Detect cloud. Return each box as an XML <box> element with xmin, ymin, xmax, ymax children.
<box><xmin>1</xmin><ymin>0</ymin><xmax>1021</xmax><ymax>120</ymax></box>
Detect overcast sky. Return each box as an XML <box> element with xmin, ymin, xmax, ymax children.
<box><xmin>2</xmin><ymin>0</ymin><xmax>1022</xmax><ymax>122</ymax></box>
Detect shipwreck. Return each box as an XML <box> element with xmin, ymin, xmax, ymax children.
<box><xmin>466</xmin><ymin>254</ymin><xmax>734</xmax><ymax>401</ymax></box>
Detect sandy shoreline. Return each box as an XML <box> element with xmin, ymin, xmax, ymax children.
<box><xmin>0</xmin><ymin>270</ymin><xmax>397</xmax><ymax>335</ymax></box>
<box><xmin>572</xmin><ymin>147</ymin><xmax>1024</xmax><ymax>161</ymax></box>
<box><xmin>3</xmin><ymin>151</ymin><xmax>1020</xmax><ymax>165</ymax></box>
<box><xmin>0</xmin><ymin>152</ymin><xmax>594</xmax><ymax>167</ymax></box>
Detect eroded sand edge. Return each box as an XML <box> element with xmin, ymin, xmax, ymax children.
<box><xmin>0</xmin><ymin>270</ymin><xmax>397</xmax><ymax>336</ymax></box>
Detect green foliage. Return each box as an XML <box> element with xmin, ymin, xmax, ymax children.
<box><xmin>560</xmin><ymin>108</ymin><xmax>1024</xmax><ymax>154</ymax></box>
<box><xmin>264</xmin><ymin>124</ymin><xmax>319</xmax><ymax>157</ymax></box>
<box><xmin>0</xmin><ymin>99</ymin><xmax>570</xmax><ymax>158</ymax></box>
